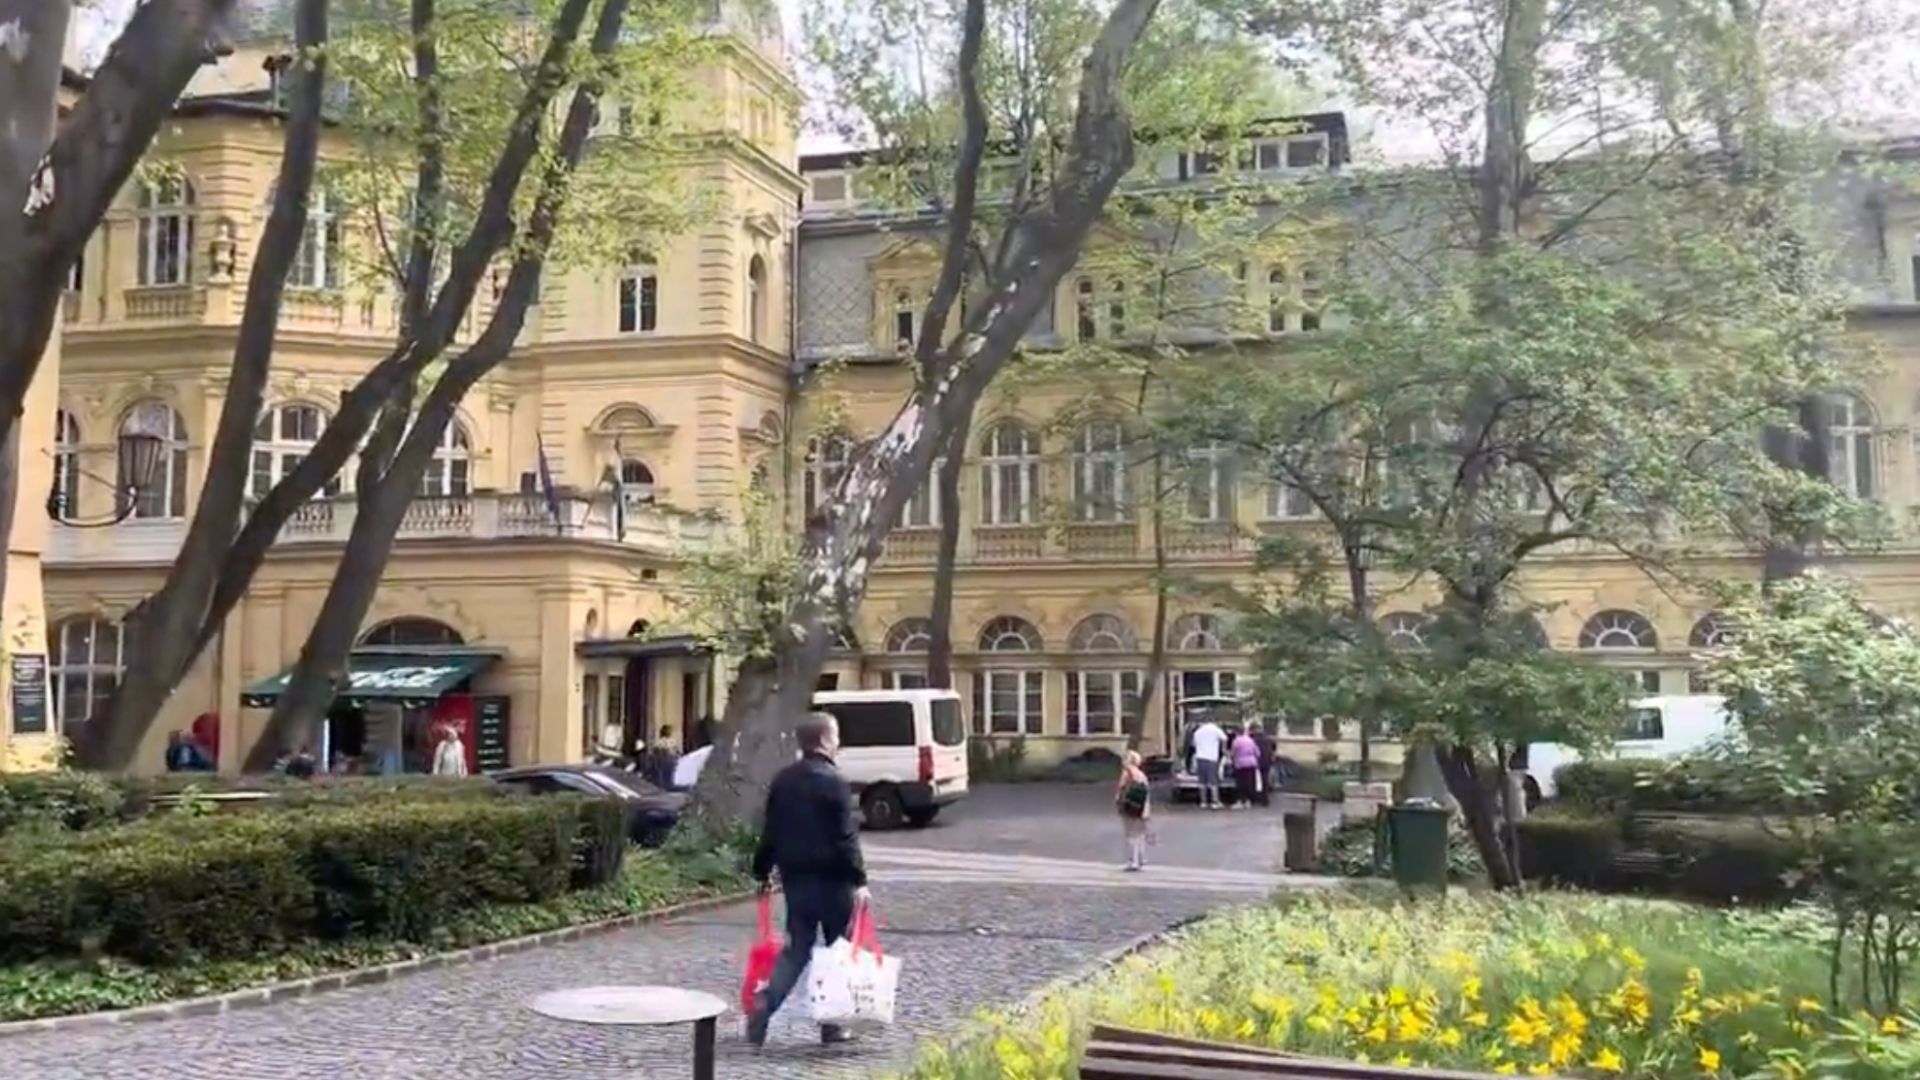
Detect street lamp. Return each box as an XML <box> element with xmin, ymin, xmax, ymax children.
<box><xmin>47</xmin><ymin>430</ymin><xmax>166</xmax><ymax>527</ymax></box>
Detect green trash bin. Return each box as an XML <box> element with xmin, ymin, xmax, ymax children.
<box><xmin>1387</xmin><ymin>802</ymin><xmax>1451</xmax><ymax>893</ymax></box>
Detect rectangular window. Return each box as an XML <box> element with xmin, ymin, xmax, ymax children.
<box><xmin>1185</xmin><ymin>449</ymin><xmax>1232</xmax><ymax>522</ymax></box>
<box><xmin>582</xmin><ymin>673</ymin><xmax>602</xmax><ymax>756</ymax></box>
<box><xmin>1620</xmin><ymin>707</ymin><xmax>1665</xmax><ymax>741</ymax></box>
<box><xmin>619</xmin><ymin>272</ymin><xmax>658</xmax><ymax>333</ymax></box>
<box><xmin>900</xmin><ymin>461</ymin><xmax>942</xmax><ymax>528</ymax></box>
<box><xmin>820</xmin><ymin>700</ymin><xmax>916</xmax><ymax>747</ymax></box>
<box><xmin>930</xmin><ymin>698</ymin><xmax>965</xmax><ymax>746</ymax></box>
<box><xmin>972</xmin><ymin>670</ymin><xmax>1042</xmax><ymax>735</ymax></box>
<box><xmin>1264</xmin><ymin>480</ymin><xmax>1314</xmax><ymax>520</ymax></box>
<box><xmin>1067</xmin><ymin>670</ymin><xmax>1140</xmax><ymax>736</ymax></box>
<box><xmin>1286</xmin><ymin>136</ymin><xmax>1328</xmax><ymax>169</ymax></box>
<box><xmin>607</xmin><ymin>674</ymin><xmax>626</xmax><ymax>735</ymax></box>
<box><xmin>889</xmin><ymin>670</ymin><xmax>931</xmax><ymax>690</ymax></box>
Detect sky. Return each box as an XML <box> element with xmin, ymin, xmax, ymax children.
<box><xmin>73</xmin><ymin>0</ymin><xmax>1920</xmax><ymax>163</ymax></box>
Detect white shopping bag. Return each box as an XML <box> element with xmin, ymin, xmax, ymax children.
<box><xmin>806</xmin><ymin>902</ymin><xmax>901</xmax><ymax>1028</ymax></box>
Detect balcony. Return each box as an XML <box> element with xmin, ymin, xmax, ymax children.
<box><xmin>975</xmin><ymin>524</ymin><xmax>1046</xmax><ymax>562</ymax></box>
<box><xmin>123</xmin><ymin>285</ymin><xmax>207</xmax><ymax>322</ymax></box>
<box><xmin>1064</xmin><ymin>521</ymin><xmax>1139</xmax><ymax>559</ymax></box>
<box><xmin>1168</xmin><ymin>521</ymin><xmax>1248</xmax><ymax>559</ymax></box>
<box><xmin>47</xmin><ymin>492</ymin><xmax>717</xmax><ymax>566</ymax></box>
<box><xmin>883</xmin><ymin>527</ymin><xmax>940</xmax><ymax>564</ymax></box>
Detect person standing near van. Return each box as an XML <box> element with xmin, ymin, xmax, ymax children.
<box><xmin>1114</xmin><ymin>750</ymin><xmax>1152</xmax><ymax>870</ymax></box>
<box><xmin>747</xmin><ymin>711</ymin><xmax>870</xmax><ymax>1048</ymax></box>
<box><xmin>1229</xmin><ymin>726</ymin><xmax>1262</xmax><ymax>809</ymax></box>
<box><xmin>1190</xmin><ymin>714</ymin><xmax>1228</xmax><ymax>809</ymax></box>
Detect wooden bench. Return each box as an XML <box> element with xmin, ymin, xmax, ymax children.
<box><xmin>1080</xmin><ymin>1024</ymin><xmax>1559</xmax><ymax>1079</ymax></box>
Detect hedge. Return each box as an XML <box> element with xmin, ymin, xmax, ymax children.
<box><xmin>0</xmin><ymin>794</ymin><xmax>625</xmax><ymax>965</ymax></box>
<box><xmin>0</xmin><ymin>772</ymin><xmax>503</xmax><ymax>837</ymax></box>
<box><xmin>1552</xmin><ymin>756</ymin><xmax>1865</xmax><ymax>817</ymax></box>
<box><xmin>1515</xmin><ymin>811</ymin><xmax>1806</xmax><ymax>903</ymax></box>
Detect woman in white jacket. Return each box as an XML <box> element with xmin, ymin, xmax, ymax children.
<box><xmin>432</xmin><ymin>725</ymin><xmax>469</xmax><ymax>777</ymax></box>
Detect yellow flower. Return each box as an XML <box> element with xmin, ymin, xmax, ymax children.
<box><xmin>1494</xmin><ymin>1065</ymin><xmax>1517</xmax><ymax>1076</ymax></box>
<box><xmin>1529</xmin><ymin>1065</ymin><xmax>1554</xmax><ymax>1077</ymax></box>
<box><xmin>1304</xmin><ymin>1015</ymin><xmax>1334</xmax><ymax>1034</ymax></box>
<box><xmin>1672</xmin><ymin>1005</ymin><xmax>1704</xmax><ymax>1030</ymax></box>
<box><xmin>1620</xmin><ymin>946</ymin><xmax>1647</xmax><ymax>971</ymax></box>
<box><xmin>1699</xmin><ymin>1045</ymin><xmax>1723</xmax><ymax>1072</ymax></box>
<box><xmin>1589</xmin><ymin>1046</ymin><xmax>1626</xmax><ymax>1074</ymax></box>
<box><xmin>1794</xmin><ymin>998</ymin><xmax>1824</xmax><ymax>1014</ymax></box>
<box><xmin>1881</xmin><ymin>1015</ymin><xmax>1904</xmax><ymax>1035</ymax></box>
<box><xmin>1437</xmin><ymin>1027</ymin><xmax>1465</xmax><ymax>1049</ymax></box>
<box><xmin>1465</xmin><ymin>1011</ymin><xmax>1492</xmax><ymax>1028</ymax></box>
<box><xmin>1687</xmin><ymin>966</ymin><xmax>1705</xmax><ymax>985</ymax></box>
<box><xmin>1462</xmin><ymin>976</ymin><xmax>1483</xmax><ymax>1003</ymax></box>
<box><xmin>1392</xmin><ymin>1053</ymin><xmax>1414</xmax><ymax>1067</ymax></box>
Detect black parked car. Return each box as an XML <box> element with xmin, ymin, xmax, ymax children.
<box><xmin>491</xmin><ymin>764</ymin><xmax>684</xmax><ymax>847</ymax></box>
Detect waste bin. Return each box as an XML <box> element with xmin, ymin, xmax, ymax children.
<box><xmin>1281</xmin><ymin>794</ymin><xmax>1319</xmax><ymax>872</ymax></box>
<box><xmin>1387</xmin><ymin>801</ymin><xmax>1451</xmax><ymax>893</ymax></box>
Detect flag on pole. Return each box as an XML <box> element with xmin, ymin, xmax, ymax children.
<box><xmin>535</xmin><ymin>434</ymin><xmax>563</xmax><ymax>534</ymax></box>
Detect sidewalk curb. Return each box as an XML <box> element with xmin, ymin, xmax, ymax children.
<box><xmin>0</xmin><ymin>888</ymin><xmax>759</xmax><ymax>1040</ymax></box>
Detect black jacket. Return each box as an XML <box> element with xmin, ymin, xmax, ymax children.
<box><xmin>751</xmin><ymin>752</ymin><xmax>867</xmax><ymax>887</ymax></box>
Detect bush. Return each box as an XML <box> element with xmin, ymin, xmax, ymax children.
<box><xmin>969</xmin><ymin>736</ymin><xmax>1028</xmax><ymax>782</ymax></box>
<box><xmin>1554</xmin><ymin>757</ymin><xmax>1786</xmax><ymax>816</ymax></box>
<box><xmin>0</xmin><ymin>771</ymin><xmax>129</xmax><ymax>836</ymax></box>
<box><xmin>1319</xmin><ymin>815</ymin><xmax>1484</xmax><ymax>880</ymax></box>
<box><xmin>0</xmin><ymin>794</ymin><xmax>605</xmax><ymax>965</ymax></box>
<box><xmin>1514</xmin><ymin>812</ymin><xmax>1622</xmax><ymax>889</ymax></box>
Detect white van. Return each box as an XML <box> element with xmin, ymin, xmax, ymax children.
<box><xmin>814</xmin><ymin>689</ymin><xmax>969</xmax><ymax>830</ymax></box>
<box><xmin>670</xmin><ymin>689</ymin><xmax>970</xmax><ymax>830</ymax></box>
<box><xmin>1524</xmin><ymin>694</ymin><xmax>1733</xmax><ymax>804</ymax></box>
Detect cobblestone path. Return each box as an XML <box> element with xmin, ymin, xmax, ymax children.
<box><xmin>7</xmin><ymin>786</ymin><xmax>1318</xmax><ymax>1080</ymax></box>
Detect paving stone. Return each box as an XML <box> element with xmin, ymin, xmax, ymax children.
<box><xmin>4</xmin><ymin>784</ymin><xmax>1301</xmax><ymax>1080</ymax></box>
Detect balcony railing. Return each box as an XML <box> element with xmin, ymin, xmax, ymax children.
<box><xmin>48</xmin><ymin>492</ymin><xmax>717</xmax><ymax>565</ymax></box>
<box><xmin>884</xmin><ymin>527</ymin><xmax>940</xmax><ymax>564</ymax></box>
<box><xmin>1064</xmin><ymin>521</ymin><xmax>1139</xmax><ymax>559</ymax></box>
<box><xmin>975</xmin><ymin>523</ymin><xmax>1046</xmax><ymax>562</ymax></box>
<box><xmin>123</xmin><ymin>285</ymin><xmax>207</xmax><ymax>322</ymax></box>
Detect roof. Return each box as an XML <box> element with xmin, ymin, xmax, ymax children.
<box><xmin>800</xmin><ymin>111</ymin><xmax>1353</xmax><ymax>173</ymax></box>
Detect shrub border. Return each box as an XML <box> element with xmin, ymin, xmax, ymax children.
<box><xmin>0</xmin><ymin>886</ymin><xmax>759</xmax><ymax>1040</ymax></box>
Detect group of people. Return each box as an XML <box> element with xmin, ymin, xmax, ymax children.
<box><xmin>1189</xmin><ymin>715</ymin><xmax>1277</xmax><ymax>809</ymax></box>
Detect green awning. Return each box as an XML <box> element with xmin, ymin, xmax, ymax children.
<box><xmin>240</xmin><ymin>647</ymin><xmax>501</xmax><ymax>708</ymax></box>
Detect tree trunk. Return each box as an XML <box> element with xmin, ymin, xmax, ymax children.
<box><xmin>926</xmin><ymin>410</ymin><xmax>972</xmax><ymax>689</ymax></box>
<box><xmin>1133</xmin><ymin>477</ymin><xmax>1169</xmax><ymax>747</ymax></box>
<box><xmin>244</xmin><ymin>0</ymin><xmax>621</xmax><ymax>770</ymax></box>
<box><xmin>99</xmin><ymin>0</ymin><xmax>603</xmax><ymax>767</ymax></box>
<box><xmin>1438</xmin><ymin>742</ymin><xmax>1520</xmax><ymax>889</ymax></box>
<box><xmin>1344</xmin><ymin>547</ymin><xmax>1372</xmax><ymax>776</ymax></box>
<box><xmin>0</xmin><ymin>0</ymin><xmax>73</xmax><ymax>627</ymax></box>
<box><xmin>0</xmin><ymin>0</ymin><xmax>242</xmax><ymax>458</ymax></box>
<box><xmin>83</xmin><ymin>0</ymin><xmax>330</xmax><ymax>770</ymax></box>
<box><xmin>688</xmin><ymin>0</ymin><xmax>1166</xmax><ymax>821</ymax></box>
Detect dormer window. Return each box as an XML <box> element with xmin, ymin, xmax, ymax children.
<box><xmin>1247</xmin><ymin>133</ymin><xmax>1329</xmax><ymax>173</ymax></box>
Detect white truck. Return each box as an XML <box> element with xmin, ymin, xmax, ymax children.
<box><xmin>1523</xmin><ymin>694</ymin><xmax>1734</xmax><ymax>805</ymax></box>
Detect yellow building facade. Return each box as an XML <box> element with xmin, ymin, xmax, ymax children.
<box><xmin>10</xmin><ymin>20</ymin><xmax>1920</xmax><ymax>773</ymax></box>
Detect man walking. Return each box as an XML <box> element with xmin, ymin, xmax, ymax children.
<box><xmin>746</xmin><ymin>711</ymin><xmax>870</xmax><ymax>1047</ymax></box>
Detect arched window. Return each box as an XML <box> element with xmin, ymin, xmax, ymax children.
<box><xmin>136</xmin><ymin>175</ymin><xmax>194</xmax><ymax>286</ymax></box>
<box><xmin>979</xmin><ymin>616</ymin><xmax>1042</xmax><ymax>652</ymax></box>
<box><xmin>1066</xmin><ymin>614</ymin><xmax>1139</xmax><ymax>736</ymax></box>
<box><xmin>1266</xmin><ymin>266</ymin><xmax>1288</xmax><ymax>334</ymax></box>
<box><xmin>1519</xmin><ymin>614</ymin><xmax>1550</xmax><ymax>650</ymax></box>
<box><xmin>52</xmin><ymin>409</ymin><xmax>80</xmax><ymax>516</ymax></box>
<box><xmin>1380</xmin><ymin>611</ymin><xmax>1430</xmax><ymax>650</ymax></box>
<box><xmin>619</xmin><ymin>256</ymin><xmax>659</xmax><ymax>334</ymax></box>
<box><xmin>1068</xmin><ymin>613</ymin><xmax>1136</xmax><ymax>652</ymax></box>
<box><xmin>980</xmin><ymin>422</ymin><xmax>1040</xmax><ymax>525</ymax></box>
<box><xmin>892</xmin><ymin>287</ymin><xmax>917</xmax><ymax>348</ymax></box>
<box><xmin>1579</xmin><ymin>610</ymin><xmax>1659</xmax><ymax>650</ymax></box>
<box><xmin>120</xmin><ymin>400</ymin><xmax>188</xmax><ymax>520</ymax></box>
<box><xmin>885</xmin><ymin>618</ymin><xmax>932</xmax><ymax>653</ymax></box>
<box><xmin>291</xmin><ymin>188</ymin><xmax>341</xmax><ymax>289</ymax></box>
<box><xmin>1073</xmin><ymin>420</ymin><xmax>1128</xmax><ymax>522</ymax></box>
<box><xmin>252</xmin><ymin>403</ymin><xmax>340</xmax><ymax>499</ymax></box>
<box><xmin>1184</xmin><ymin>441</ymin><xmax>1234</xmax><ymax>522</ymax></box>
<box><xmin>746</xmin><ymin>254</ymin><xmax>767</xmax><ymax>344</ymax></box>
<box><xmin>420</xmin><ymin>422</ymin><xmax>472</xmax><ymax>497</ymax></box>
<box><xmin>974</xmin><ymin>616</ymin><xmax>1043</xmax><ymax>736</ymax></box>
<box><xmin>1689</xmin><ymin>612</ymin><xmax>1734</xmax><ymax>649</ymax></box>
<box><xmin>618</xmin><ymin>459</ymin><xmax>656</xmax><ymax>504</ymax></box>
<box><xmin>804</xmin><ymin>433</ymin><xmax>852</xmax><ymax>515</ymax></box>
<box><xmin>1824</xmin><ymin>392</ymin><xmax>1875</xmax><ymax>499</ymax></box>
<box><xmin>361</xmin><ymin>617</ymin><xmax>464</xmax><ymax>646</ymax></box>
<box><xmin>1168</xmin><ymin>613</ymin><xmax>1227</xmax><ymax>651</ymax></box>
<box><xmin>1580</xmin><ymin>609</ymin><xmax>1661</xmax><ymax>693</ymax></box>
<box><xmin>49</xmin><ymin>615</ymin><xmax>123</xmax><ymax>734</ymax></box>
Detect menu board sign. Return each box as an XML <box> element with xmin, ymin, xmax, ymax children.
<box><xmin>474</xmin><ymin>696</ymin><xmax>510</xmax><ymax>771</ymax></box>
<box><xmin>10</xmin><ymin>653</ymin><xmax>48</xmax><ymax>736</ymax></box>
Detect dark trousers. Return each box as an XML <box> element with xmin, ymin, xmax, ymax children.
<box><xmin>1235</xmin><ymin>765</ymin><xmax>1260</xmax><ymax>805</ymax></box>
<box><xmin>758</xmin><ymin>875</ymin><xmax>856</xmax><ymax>1030</ymax></box>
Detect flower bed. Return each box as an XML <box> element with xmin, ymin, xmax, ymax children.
<box><xmin>899</xmin><ymin>891</ymin><xmax>1920</xmax><ymax>1080</ymax></box>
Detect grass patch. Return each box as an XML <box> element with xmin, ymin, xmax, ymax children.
<box><xmin>0</xmin><ymin>839</ymin><xmax>751</xmax><ymax>1023</ymax></box>
<box><xmin>896</xmin><ymin>890</ymin><xmax>1920</xmax><ymax>1080</ymax></box>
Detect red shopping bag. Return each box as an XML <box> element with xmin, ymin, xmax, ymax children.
<box><xmin>741</xmin><ymin>895</ymin><xmax>782</xmax><ymax>1014</ymax></box>
<box><xmin>848</xmin><ymin>899</ymin><xmax>883</xmax><ymax>960</ymax></box>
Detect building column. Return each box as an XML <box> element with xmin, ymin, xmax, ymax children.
<box><xmin>536</xmin><ymin>586</ymin><xmax>585</xmax><ymax>764</ymax></box>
